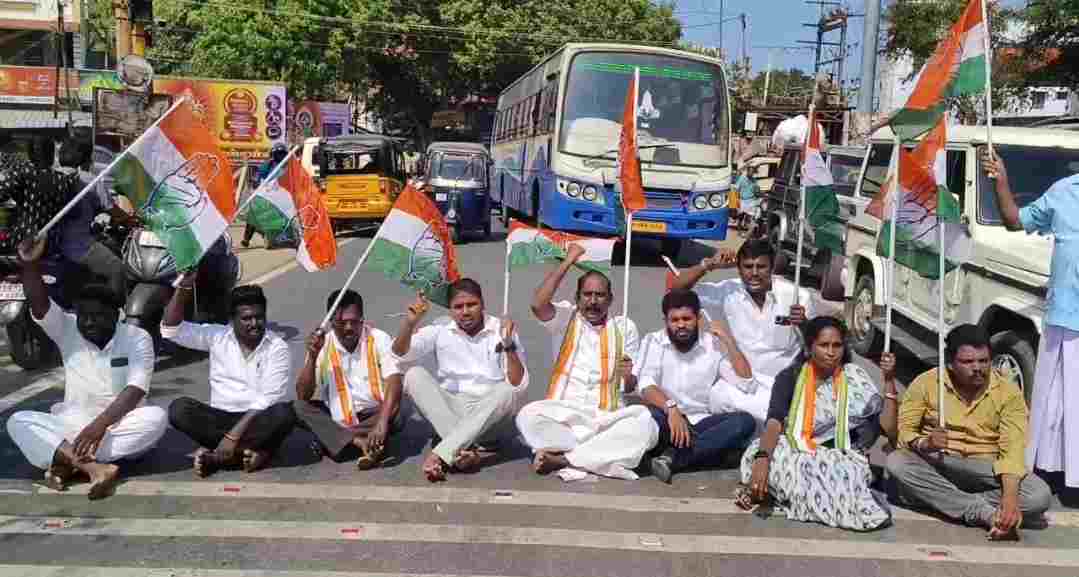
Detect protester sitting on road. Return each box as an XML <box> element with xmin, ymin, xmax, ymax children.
<box><xmin>293</xmin><ymin>289</ymin><xmax>404</xmax><ymax>469</ymax></box>
<box><xmin>887</xmin><ymin>324</ymin><xmax>1052</xmax><ymax>541</ymax></box>
<box><xmin>392</xmin><ymin>280</ymin><xmax>527</xmax><ymax>482</ymax></box>
<box><xmin>670</xmin><ymin>240</ymin><xmax>812</xmax><ymax>431</ymax></box>
<box><xmin>6</xmin><ymin>238</ymin><xmax>167</xmax><ymax>499</ymax></box>
<box><xmin>516</xmin><ymin>244</ymin><xmax>658</xmax><ymax>480</ymax></box>
<box><xmin>162</xmin><ymin>278</ymin><xmax>295</xmax><ymax>477</ymax></box>
<box><xmin>637</xmin><ymin>289</ymin><xmax>756</xmax><ymax>484</ymax></box>
<box><xmin>738</xmin><ymin>316</ymin><xmax>892</xmax><ymax>531</ymax></box>
<box><xmin>983</xmin><ymin>149</ymin><xmax>1079</xmax><ymax>496</ymax></box>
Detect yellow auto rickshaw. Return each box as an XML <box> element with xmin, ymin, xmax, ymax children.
<box><xmin>304</xmin><ymin>134</ymin><xmax>405</xmax><ymax>231</ymax></box>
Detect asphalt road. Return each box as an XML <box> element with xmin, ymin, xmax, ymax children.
<box><xmin>0</xmin><ymin>221</ymin><xmax>1077</xmax><ymax>577</ymax></box>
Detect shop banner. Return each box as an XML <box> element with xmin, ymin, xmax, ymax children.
<box><xmin>290</xmin><ymin>100</ymin><xmax>351</xmax><ymax>140</ymax></box>
<box><xmin>0</xmin><ymin>66</ymin><xmax>78</xmax><ymax>105</ymax></box>
<box><xmin>153</xmin><ymin>76</ymin><xmax>287</xmax><ymax>163</ymax></box>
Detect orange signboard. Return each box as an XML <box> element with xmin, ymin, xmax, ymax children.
<box><xmin>152</xmin><ymin>76</ymin><xmax>287</xmax><ymax>162</ymax></box>
<box><xmin>0</xmin><ymin>66</ymin><xmax>78</xmax><ymax>104</ymax></box>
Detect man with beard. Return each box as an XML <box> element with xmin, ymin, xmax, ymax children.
<box><xmin>670</xmin><ymin>240</ymin><xmax>812</xmax><ymax>429</ymax></box>
<box><xmin>294</xmin><ymin>289</ymin><xmax>403</xmax><ymax>469</ymax></box>
<box><xmin>516</xmin><ymin>244</ymin><xmax>658</xmax><ymax>480</ymax></box>
<box><xmin>638</xmin><ymin>289</ymin><xmax>757</xmax><ymax>483</ymax></box>
<box><xmin>888</xmin><ymin>324</ymin><xmax>1051</xmax><ymax>541</ymax></box>
<box><xmin>6</xmin><ymin>238</ymin><xmax>167</xmax><ymax>499</ymax></box>
<box><xmin>393</xmin><ymin>279</ymin><xmax>527</xmax><ymax>482</ymax></box>
<box><xmin>163</xmin><ymin>279</ymin><xmax>295</xmax><ymax>477</ymax></box>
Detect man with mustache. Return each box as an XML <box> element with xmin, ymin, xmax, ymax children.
<box><xmin>516</xmin><ymin>244</ymin><xmax>658</xmax><ymax>480</ymax></box>
<box><xmin>393</xmin><ymin>279</ymin><xmax>527</xmax><ymax>482</ymax></box>
<box><xmin>888</xmin><ymin>324</ymin><xmax>1051</xmax><ymax>541</ymax></box>
<box><xmin>670</xmin><ymin>240</ymin><xmax>812</xmax><ymax>430</ymax></box>
<box><xmin>6</xmin><ymin>239</ymin><xmax>167</xmax><ymax>499</ymax></box>
<box><xmin>638</xmin><ymin>289</ymin><xmax>757</xmax><ymax>484</ymax></box>
<box><xmin>294</xmin><ymin>289</ymin><xmax>403</xmax><ymax>469</ymax></box>
<box><xmin>163</xmin><ymin>279</ymin><xmax>295</xmax><ymax>477</ymax></box>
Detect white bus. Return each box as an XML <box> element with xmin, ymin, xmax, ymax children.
<box><xmin>491</xmin><ymin>43</ymin><xmax>732</xmax><ymax>256</ymax></box>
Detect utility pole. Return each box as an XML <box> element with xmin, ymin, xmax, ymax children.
<box><xmin>113</xmin><ymin>0</ymin><xmax>131</xmax><ymax>59</ymax></box>
<box><xmin>718</xmin><ymin>0</ymin><xmax>724</xmax><ymax>60</ymax></box>
<box><xmin>858</xmin><ymin>0</ymin><xmax>881</xmax><ymax>114</ymax></box>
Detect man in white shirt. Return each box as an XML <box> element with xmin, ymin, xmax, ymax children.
<box><xmin>516</xmin><ymin>244</ymin><xmax>658</xmax><ymax>480</ymax></box>
<box><xmin>162</xmin><ymin>279</ymin><xmax>294</xmax><ymax>477</ymax></box>
<box><xmin>638</xmin><ymin>289</ymin><xmax>757</xmax><ymax>483</ymax></box>
<box><xmin>294</xmin><ymin>289</ymin><xmax>403</xmax><ymax>469</ymax></box>
<box><xmin>392</xmin><ymin>279</ymin><xmax>527</xmax><ymax>482</ymax></box>
<box><xmin>670</xmin><ymin>240</ymin><xmax>812</xmax><ymax>428</ymax></box>
<box><xmin>6</xmin><ymin>239</ymin><xmax>167</xmax><ymax>499</ymax></box>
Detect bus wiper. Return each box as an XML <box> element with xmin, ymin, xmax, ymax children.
<box><xmin>582</xmin><ymin>143</ymin><xmax>677</xmax><ymax>163</ymax></box>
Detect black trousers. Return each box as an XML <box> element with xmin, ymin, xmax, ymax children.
<box><xmin>293</xmin><ymin>399</ymin><xmax>403</xmax><ymax>461</ymax></box>
<box><xmin>168</xmin><ymin>397</ymin><xmax>295</xmax><ymax>454</ymax></box>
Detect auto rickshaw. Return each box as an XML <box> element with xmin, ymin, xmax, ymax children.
<box><xmin>423</xmin><ymin>142</ymin><xmax>492</xmax><ymax>242</ymax></box>
<box><xmin>305</xmin><ymin>134</ymin><xmax>405</xmax><ymax>232</ymax></box>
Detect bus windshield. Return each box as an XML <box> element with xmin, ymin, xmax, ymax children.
<box><xmin>559</xmin><ymin>51</ymin><xmax>729</xmax><ymax>169</ymax></box>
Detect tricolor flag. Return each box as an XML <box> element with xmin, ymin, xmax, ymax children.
<box><xmin>506</xmin><ymin>220</ymin><xmax>616</xmax><ymax>273</ymax></box>
<box><xmin>618</xmin><ymin>68</ymin><xmax>646</xmax><ymax>217</ymax></box>
<box><xmin>802</xmin><ymin>117</ymin><xmax>843</xmax><ymax>255</ymax></box>
<box><xmin>867</xmin><ymin>118</ymin><xmax>970</xmax><ymax>279</ymax></box>
<box><xmin>889</xmin><ymin>0</ymin><xmax>988</xmax><ymax>141</ymax></box>
<box><xmin>366</xmin><ymin>184</ymin><xmax>460</xmax><ymax>306</ymax></box>
<box><xmin>245</xmin><ymin>156</ymin><xmax>337</xmax><ymax>271</ymax></box>
<box><xmin>113</xmin><ymin>99</ymin><xmax>236</xmax><ymax>271</ymax></box>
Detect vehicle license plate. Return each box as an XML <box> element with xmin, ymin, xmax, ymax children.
<box><xmin>435</xmin><ymin>193</ymin><xmax>448</xmax><ymax>202</ymax></box>
<box><xmin>0</xmin><ymin>282</ymin><xmax>25</xmax><ymax>301</ymax></box>
<box><xmin>631</xmin><ymin>220</ymin><xmax>667</xmax><ymax>234</ymax></box>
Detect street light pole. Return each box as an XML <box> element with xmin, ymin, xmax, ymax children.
<box><xmin>718</xmin><ymin>0</ymin><xmax>724</xmax><ymax>59</ymax></box>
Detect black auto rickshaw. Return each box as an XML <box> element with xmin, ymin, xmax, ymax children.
<box><xmin>422</xmin><ymin>142</ymin><xmax>492</xmax><ymax>242</ymax></box>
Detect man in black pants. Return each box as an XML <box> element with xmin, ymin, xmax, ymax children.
<box><xmin>162</xmin><ymin>278</ymin><xmax>294</xmax><ymax>476</ymax></box>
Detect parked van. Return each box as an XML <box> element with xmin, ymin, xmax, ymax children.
<box><xmin>843</xmin><ymin>125</ymin><xmax>1079</xmax><ymax>400</ymax></box>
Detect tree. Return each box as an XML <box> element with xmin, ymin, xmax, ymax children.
<box><xmin>1015</xmin><ymin>0</ymin><xmax>1079</xmax><ymax>90</ymax></box>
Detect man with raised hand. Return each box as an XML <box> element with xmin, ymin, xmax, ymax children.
<box><xmin>7</xmin><ymin>238</ymin><xmax>167</xmax><ymax>499</ymax></box>
<box><xmin>294</xmin><ymin>289</ymin><xmax>403</xmax><ymax>469</ymax></box>
<box><xmin>516</xmin><ymin>243</ymin><xmax>658</xmax><ymax>480</ymax></box>
<box><xmin>670</xmin><ymin>240</ymin><xmax>812</xmax><ymax>429</ymax></box>
<box><xmin>163</xmin><ymin>278</ymin><xmax>295</xmax><ymax>477</ymax></box>
<box><xmin>393</xmin><ymin>279</ymin><xmax>527</xmax><ymax>482</ymax></box>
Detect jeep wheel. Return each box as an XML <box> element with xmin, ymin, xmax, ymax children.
<box><xmin>850</xmin><ymin>274</ymin><xmax>883</xmax><ymax>357</ymax></box>
<box><xmin>990</xmin><ymin>331</ymin><xmax>1037</xmax><ymax>406</ymax></box>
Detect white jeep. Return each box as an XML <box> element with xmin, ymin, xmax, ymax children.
<box><xmin>843</xmin><ymin>125</ymin><xmax>1079</xmax><ymax>401</ymax></box>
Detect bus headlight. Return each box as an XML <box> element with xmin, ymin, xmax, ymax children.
<box><xmin>582</xmin><ymin>185</ymin><xmax>597</xmax><ymax>201</ymax></box>
<box><xmin>693</xmin><ymin>195</ymin><xmax>708</xmax><ymax>210</ymax></box>
<box><xmin>709</xmin><ymin>193</ymin><xmax>725</xmax><ymax>208</ymax></box>
<box><xmin>567</xmin><ymin>182</ymin><xmax>581</xmax><ymax>198</ymax></box>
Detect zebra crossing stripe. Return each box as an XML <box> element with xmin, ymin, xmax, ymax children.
<box><xmin>2</xmin><ymin>515</ymin><xmax>1077</xmax><ymax>567</ymax></box>
<box><xmin>34</xmin><ymin>480</ymin><xmax>1079</xmax><ymax>528</ymax></box>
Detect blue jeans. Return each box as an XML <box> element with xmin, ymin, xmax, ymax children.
<box><xmin>647</xmin><ymin>406</ymin><xmax>755</xmax><ymax>472</ymax></box>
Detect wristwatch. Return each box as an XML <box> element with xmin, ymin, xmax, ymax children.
<box><xmin>495</xmin><ymin>341</ymin><xmax>517</xmax><ymax>353</ymax></box>
<box><xmin>753</xmin><ymin>449</ymin><xmax>770</xmax><ymax>461</ymax></box>
<box><xmin>664</xmin><ymin>399</ymin><xmax>678</xmax><ymax>412</ymax></box>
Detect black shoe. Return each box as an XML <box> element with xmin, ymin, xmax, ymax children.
<box><xmin>651</xmin><ymin>454</ymin><xmax>674</xmax><ymax>484</ymax></box>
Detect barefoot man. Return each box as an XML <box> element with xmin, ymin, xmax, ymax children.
<box><xmin>6</xmin><ymin>238</ymin><xmax>167</xmax><ymax>499</ymax></box>
<box><xmin>163</xmin><ymin>278</ymin><xmax>295</xmax><ymax>477</ymax></box>
<box><xmin>294</xmin><ymin>289</ymin><xmax>404</xmax><ymax>469</ymax></box>
<box><xmin>516</xmin><ymin>244</ymin><xmax>658</xmax><ymax>479</ymax></box>
<box><xmin>393</xmin><ymin>279</ymin><xmax>528</xmax><ymax>482</ymax></box>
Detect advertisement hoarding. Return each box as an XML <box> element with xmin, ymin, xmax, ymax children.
<box><xmin>0</xmin><ymin>66</ymin><xmax>78</xmax><ymax>105</ymax></box>
<box><xmin>290</xmin><ymin>100</ymin><xmax>351</xmax><ymax>140</ymax></box>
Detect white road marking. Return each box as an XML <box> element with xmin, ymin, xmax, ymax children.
<box><xmin>0</xmin><ymin>370</ymin><xmax>63</xmax><ymax>413</ymax></box>
<box><xmin>33</xmin><ymin>480</ymin><xmax>1079</xmax><ymax>529</ymax></box>
<box><xmin>247</xmin><ymin>238</ymin><xmax>357</xmax><ymax>286</ymax></box>
<box><xmin>1</xmin><ymin>515</ymin><xmax>1076</xmax><ymax>567</ymax></box>
<box><xmin>0</xmin><ymin>567</ymin><xmax>523</xmax><ymax>577</ymax></box>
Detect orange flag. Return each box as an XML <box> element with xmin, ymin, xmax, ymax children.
<box><xmin>619</xmin><ymin>69</ymin><xmax>646</xmax><ymax>214</ymax></box>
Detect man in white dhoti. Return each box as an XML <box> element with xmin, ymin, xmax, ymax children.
<box><xmin>670</xmin><ymin>240</ymin><xmax>812</xmax><ymax>429</ymax></box>
<box><xmin>517</xmin><ymin>244</ymin><xmax>658</xmax><ymax>480</ymax></box>
<box><xmin>984</xmin><ymin>151</ymin><xmax>1079</xmax><ymax>492</ymax></box>
<box><xmin>5</xmin><ymin>238</ymin><xmax>167</xmax><ymax>499</ymax></box>
<box><xmin>393</xmin><ymin>279</ymin><xmax>527</xmax><ymax>482</ymax></box>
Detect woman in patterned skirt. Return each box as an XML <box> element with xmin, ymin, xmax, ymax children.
<box><xmin>737</xmin><ymin>316</ymin><xmax>895</xmax><ymax>531</ymax></box>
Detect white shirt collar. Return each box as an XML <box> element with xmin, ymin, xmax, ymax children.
<box><xmin>447</xmin><ymin>315</ymin><xmax>497</xmax><ymax>337</ymax></box>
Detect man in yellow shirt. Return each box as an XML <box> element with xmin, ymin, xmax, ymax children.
<box><xmin>887</xmin><ymin>325</ymin><xmax>1051</xmax><ymax>541</ymax></box>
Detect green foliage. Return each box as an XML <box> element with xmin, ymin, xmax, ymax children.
<box><xmin>86</xmin><ymin>0</ymin><xmax>682</xmax><ymax>144</ymax></box>
<box><xmin>1015</xmin><ymin>0</ymin><xmax>1079</xmax><ymax>89</ymax></box>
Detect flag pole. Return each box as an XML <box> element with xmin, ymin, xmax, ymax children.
<box><xmin>938</xmin><ymin>217</ymin><xmax>947</xmax><ymax>428</ymax></box>
<box><xmin>622</xmin><ymin>66</ymin><xmax>640</xmax><ymax>321</ymax></box>
<box><xmin>503</xmin><ymin>241</ymin><xmax>511</xmax><ymax>316</ymax></box>
<box><xmin>233</xmin><ymin>145</ymin><xmax>300</xmax><ymax>220</ymax></box>
<box><xmin>34</xmin><ymin>96</ymin><xmax>188</xmax><ymax>243</ymax></box>
<box><xmin>793</xmin><ymin>78</ymin><xmax>821</xmax><ymax>305</ymax></box>
<box><xmin>883</xmin><ymin>135</ymin><xmax>901</xmax><ymax>353</ymax></box>
<box><xmin>320</xmin><ymin>235</ymin><xmax>380</xmax><ymax>329</ymax></box>
<box><xmin>981</xmin><ymin>0</ymin><xmax>994</xmax><ymax>156</ymax></box>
